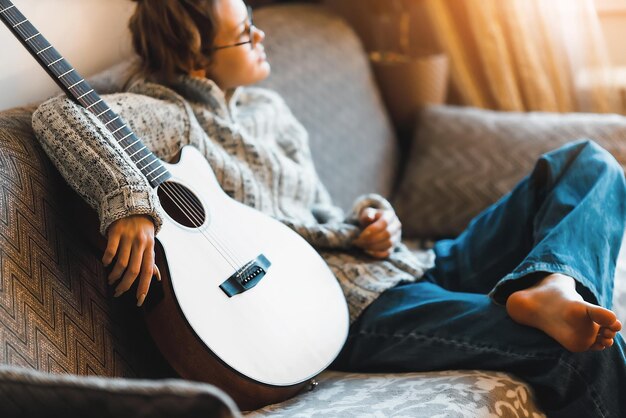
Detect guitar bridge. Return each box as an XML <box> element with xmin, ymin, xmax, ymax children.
<box><xmin>219</xmin><ymin>254</ymin><xmax>271</xmax><ymax>297</ymax></box>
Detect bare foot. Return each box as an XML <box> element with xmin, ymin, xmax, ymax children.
<box><xmin>506</xmin><ymin>273</ymin><xmax>622</xmax><ymax>353</ymax></box>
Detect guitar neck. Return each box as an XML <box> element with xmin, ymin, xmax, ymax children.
<box><xmin>0</xmin><ymin>0</ymin><xmax>170</xmax><ymax>188</ymax></box>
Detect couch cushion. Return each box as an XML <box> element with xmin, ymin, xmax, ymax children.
<box><xmin>255</xmin><ymin>4</ymin><xmax>399</xmax><ymax>210</ymax></box>
<box><xmin>245</xmin><ymin>369</ymin><xmax>545</xmax><ymax>417</ymax></box>
<box><xmin>394</xmin><ymin>105</ymin><xmax>626</xmax><ymax>239</ymax></box>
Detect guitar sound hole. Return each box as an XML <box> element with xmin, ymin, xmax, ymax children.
<box><xmin>157</xmin><ymin>181</ymin><xmax>206</xmax><ymax>228</ymax></box>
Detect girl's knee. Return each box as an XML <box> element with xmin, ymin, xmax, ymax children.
<box><xmin>547</xmin><ymin>139</ymin><xmax>624</xmax><ymax>183</ymax></box>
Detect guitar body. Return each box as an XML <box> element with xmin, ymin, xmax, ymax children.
<box><xmin>144</xmin><ymin>146</ymin><xmax>349</xmax><ymax>409</ymax></box>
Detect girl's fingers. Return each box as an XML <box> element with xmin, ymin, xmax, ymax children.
<box><xmin>364</xmin><ymin>238</ymin><xmax>394</xmax><ymax>251</ymax></box>
<box><xmin>359</xmin><ymin>208</ymin><xmax>381</xmax><ymax>226</ymax></box>
<box><xmin>359</xmin><ymin>216</ymin><xmax>389</xmax><ymax>241</ymax></box>
<box><xmin>114</xmin><ymin>241</ymin><xmax>144</xmax><ymax>297</ymax></box>
<box><xmin>108</xmin><ymin>237</ymin><xmax>131</xmax><ymax>284</ymax></box>
<box><xmin>136</xmin><ymin>248</ymin><xmax>155</xmax><ymax>307</ymax></box>
<box><xmin>102</xmin><ymin>232</ymin><xmax>121</xmax><ymax>267</ymax></box>
<box><xmin>154</xmin><ymin>263</ymin><xmax>162</xmax><ymax>282</ymax></box>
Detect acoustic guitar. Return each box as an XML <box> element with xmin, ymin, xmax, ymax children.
<box><xmin>0</xmin><ymin>0</ymin><xmax>349</xmax><ymax>409</ymax></box>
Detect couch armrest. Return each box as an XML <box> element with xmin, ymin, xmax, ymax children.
<box><xmin>0</xmin><ymin>365</ymin><xmax>241</xmax><ymax>418</ymax></box>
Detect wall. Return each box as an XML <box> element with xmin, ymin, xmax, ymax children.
<box><xmin>0</xmin><ymin>0</ymin><xmax>135</xmax><ymax>111</ymax></box>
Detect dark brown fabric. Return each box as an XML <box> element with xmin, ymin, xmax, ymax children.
<box><xmin>0</xmin><ymin>107</ymin><xmax>173</xmax><ymax>379</ymax></box>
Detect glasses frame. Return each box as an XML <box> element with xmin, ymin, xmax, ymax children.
<box><xmin>212</xmin><ymin>6</ymin><xmax>255</xmax><ymax>51</ymax></box>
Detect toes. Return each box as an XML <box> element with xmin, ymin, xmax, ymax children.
<box><xmin>609</xmin><ymin>319</ymin><xmax>622</xmax><ymax>332</ymax></box>
<box><xmin>594</xmin><ymin>335</ymin><xmax>614</xmax><ymax>347</ymax></box>
<box><xmin>600</xmin><ymin>328</ymin><xmax>617</xmax><ymax>339</ymax></box>
<box><xmin>586</xmin><ymin>305</ymin><xmax>618</xmax><ymax>327</ymax></box>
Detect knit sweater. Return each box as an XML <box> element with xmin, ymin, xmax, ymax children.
<box><xmin>31</xmin><ymin>76</ymin><xmax>434</xmax><ymax>322</ymax></box>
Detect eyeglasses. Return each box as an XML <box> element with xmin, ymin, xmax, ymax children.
<box><xmin>212</xmin><ymin>6</ymin><xmax>256</xmax><ymax>51</ymax></box>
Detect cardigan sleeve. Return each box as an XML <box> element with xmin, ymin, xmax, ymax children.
<box><xmin>31</xmin><ymin>92</ymin><xmax>191</xmax><ymax>236</ymax></box>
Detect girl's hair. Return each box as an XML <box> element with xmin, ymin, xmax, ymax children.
<box><xmin>128</xmin><ymin>0</ymin><xmax>218</xmax><ymax>83</ymax></box>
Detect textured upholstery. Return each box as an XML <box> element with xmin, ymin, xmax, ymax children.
<box><xmin>395</xmin><ymin>105</ymin><xmax>626</xmax><ymax>239</ymax></box>
<box><xmin>246</xmin><ymin>370</ymin><xmax>545</xmax><ymax>417</ymax></box>
<box><xmin>0</xmin><ymin>107</ymin><xmax>172</xmax><ymax>379</ymax></box>
<box><xmin>255</xmin><ymin>4</ymin><xmax>399</xmax><ymax>210</ymax></box>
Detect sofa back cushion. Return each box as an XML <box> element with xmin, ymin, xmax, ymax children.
<box><xmin>256</xmin><ymin>4</ymin><xmax>399</xmax><ymax>209</ymax></box>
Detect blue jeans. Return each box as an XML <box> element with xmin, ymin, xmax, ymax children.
<box><xmin>333</xmin><ymin>140</ymin><xmax>626</xmax><ymax>417</ymax></box>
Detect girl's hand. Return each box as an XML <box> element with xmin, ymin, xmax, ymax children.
<box><xmin>102</xmin><ymin>215</ymin><xmax>160</xmax><ymax>307</ymax></box>
<box><xmin>353</xmin><ymin>207</ymin><xmax>402</xmax><ymax>259</ymax></box>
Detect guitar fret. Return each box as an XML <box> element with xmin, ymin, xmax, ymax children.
<box><xmin>152</xmin><ymin>170</ymin><xmax>168</xmax><ymax>181</ymax></box>
<box><xmin>76</xmin><ymin>89</ymin><xmax>94</xmax><ymax>100</ymax></box>
<box><xmin>149</xmin><ymin>167</ymin><xmax>168</xmax><ymax>181</ymax></box>
<box><xmin>129</xmin><ymin>146</ymin><xmax>147</xmax><ymax>158</ymax></box>
<box><xmin>36</xmin><ymin>45</ymin><xmax>52</xmax><ymax>55</ymax></box>
<box><xmin>47</xmin><ymin>57</ymin><xmax>63</xmax><ymax>67</ymax></box>
<box><xmin>24</xmin><ymin>32</ymin><xmax>39</xmax><ymax>42</ymax></box>
<box><xmin>0</xmin><ymin>5</ymin><xmax>15</xmax><ymax>14</ymax></box>
<box><xmin>96</xmin><ymin>108</ymin><xmax>110</xmax><ymax>118</ymax></box>
<box><xmin>67</xmin><ymin>79</ymin><xmax>83</xmax><ymax>90</ymax></box>
<box><xmin>86</xmin><ymin>99</ymin><xmax>103</xmax><ymax>110</ymax></box>
<box><xmin>136</xmin><ymin>152</ymin><xmax>153</xmax><ymax>165</ymax></box>
<box><xmin>12</xmin><ymin>18</ymin><xmax>26</xmax><ymax>28</ymax></box>
<box><xmin>111</xmin><ymin>124</ymin><xmax>127</xmax><ymax>135</ymax></box>
<box><xmin>58</xmin><ymin>68</ymin><xmax>74</xmax><ymax>79</ymax></box>
<box><xmin>140</xmin><ymin>158</ymin><xmax>159</xmax><ymax>170</ymax></box>
<box><xmin>104</xmin><ymin>116</ymin><xmax>119</xmax><ymax>126</ymax></box>
<box><xmin>124</xmin><ymin>138</ymin><xmax>140</xmax><ymax>150</ymax></box>
<box><xmin>118</xmin><ymin>132</ymin><xmax>133</xmax><ymax>142</ymax></box>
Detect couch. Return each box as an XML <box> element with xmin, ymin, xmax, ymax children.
<box><xmin>1</xmin><ymin>3</ymin><xmax>625</xmax><ymax>417</ymax></box>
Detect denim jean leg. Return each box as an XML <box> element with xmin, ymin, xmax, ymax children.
<box><xmin>428</xmin><ymin>139</ymin><xmax>626</xmax><ymax>308</ymax></box>
<box><xmin>333</xmin><ymin>280</ymin><xmax>626</xmax><ymax>417</ymax></box>
<box><xmin>490</xmin><ymin>140</ymin><xmax>626</xmax><ymax>306</ymax></box>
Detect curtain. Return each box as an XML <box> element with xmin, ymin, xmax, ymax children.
<box><xmin>423</xmin><ymin>0</ymin><xmax>621</xmax><ymax>113</ymax></box>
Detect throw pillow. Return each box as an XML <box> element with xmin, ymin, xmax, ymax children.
<box><xmin>393</xmin><ymin>105</ymin><xmax>626</xmax><ymax>238</ymax></box>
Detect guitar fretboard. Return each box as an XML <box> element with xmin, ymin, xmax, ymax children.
<box><xmin>0</xmin><ymin>0</ymin><xmax>170</xmax><ymax>188</ymax></box>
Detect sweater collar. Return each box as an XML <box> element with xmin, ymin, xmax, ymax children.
<box><xmin>171</xmin><ymin>75</ymin><xmax>243</xmax><ymax>120</ymax></box>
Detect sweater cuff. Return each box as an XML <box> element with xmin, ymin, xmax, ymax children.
<box><xmin>345</xmin><ymin>193</ymin><xmax>394</xmax><ymax>225</ymax></box>
<box><xmin>99</xmin><ymin>186</ymin><xmax>164</xmax><ymax>236</ymax></box>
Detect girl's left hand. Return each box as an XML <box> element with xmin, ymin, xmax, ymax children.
<box><xmin>353</xmin><ymin>207</ymin><xmax>402</xmax><ymax>259</ymax></box>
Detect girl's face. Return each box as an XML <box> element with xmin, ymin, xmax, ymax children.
<box><xmin>204</xmin><ymin>0</ymin><xmax>270</xmax><ymax>90</ymax></box>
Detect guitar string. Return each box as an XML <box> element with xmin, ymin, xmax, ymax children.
<box><xmin>160</xmin><ymin>181</ymin><xmax>244</xmax><ymax>269</ymax></box>
<box><xmin>164</xmin><ymin>182</ymin><xmax>251</xmax><ymax>279</ymax></box>
<box><xmin>3</xmin><ymin>10</ymin><xmax>248</xmax><ymax>273</ymax></box>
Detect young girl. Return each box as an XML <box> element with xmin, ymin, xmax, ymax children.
<box><xmin>32</xmin><ymin>0</ymin><xmax>626</xmax><ymax>416</ymax></box>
